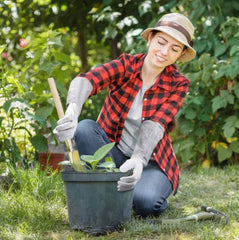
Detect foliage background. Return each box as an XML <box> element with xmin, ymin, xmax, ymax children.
<box><xmin>0</xmin><ymin>0</ymin><xmax>239</xmax><ymax>168</ymax></box>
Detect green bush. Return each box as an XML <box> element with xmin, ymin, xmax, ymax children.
<box><xmin>173</xmin><ymin>15</ymin><xmax>239</xmax><ymax>166</ymax></box>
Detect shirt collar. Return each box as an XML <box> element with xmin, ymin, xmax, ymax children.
<box><xmin>150</xmin><ymin>65</ymin><xmax>175</xmax><ymax>90</ymax></box>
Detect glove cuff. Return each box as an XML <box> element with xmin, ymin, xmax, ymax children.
<box><xmin>131</xmin><ymin>120</ymin><xmax>164</xmax><ymax>166</ymax></box>
<box><xmin>67</xmin><ymin>102</ymin><xmax>81</xmax><ymax>118</ymax></box>
<box><xmin>66</xmin><ymin>77</ymin><xmax>92</xmax><ymax>107</ymax></box>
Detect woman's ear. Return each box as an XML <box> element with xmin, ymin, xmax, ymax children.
<box><xmin>180</xmin><ymin>48</ymin><xmax>187</xmax><ymax>58</ymax></box>
<box><xmin>147</xmin><ymin>31</ymin><xmax>154</xmax><ymax>43</ymax></box>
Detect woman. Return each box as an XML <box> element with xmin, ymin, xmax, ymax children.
<box><xmin>54</xmin><ymin>12</ymin><xmax>196</xmax><ymax>217</ymax></box>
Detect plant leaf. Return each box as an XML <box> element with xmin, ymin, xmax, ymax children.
<box><xmin>81</xmin><ymin>155</ymin><xmax>94</xmax><ymax>161</ymax></box>
<box><xmin>230</xmin><ymin>141</ymin><xmax>239</xmax><ymax>153</ymax></box>
<box><xmin>218</xmin><ymin>144</ymin><xmax>232</xmax><ymax>162</ymax></box>
<box><xmin>58</xmin><ymin>160</ymin><xmax>71</xmax><ymax>165</ymax></box>
<box><xmin>0</xmin><ymin>44</ymin><xmax>6</xmax><ymax>55</ymax></box>
<box><xmin>233</xmin><ymin>82</ymin><xmax>239</xmax><ymax>99</ymax></box>
<box><xmin>212</xmin><ymin>96</ymin><xmax>226</xmax><ymax>113</ymax></box>
<box><xmin>35</xmin><ymin>106</ymin><xmax>53</xmax><ymax>120</ymax></box>
<box><xmin>30</xmin><ymin>135</ymin><xmax>48</xmax><ymax>152</ymax></box>
<box><xmin>98</xmin><ymin>161</ymin><xmax>116</xmax><ymax>169</ymax></box>
<box><xmin>105</xmin><ymin>156</ymin><xmax>113</xmax><ymax>162</ymax></box>
<box><xmin>185</xmin><ymin>109</ymin><xmax>197</xmax><ymax>120</ymax></box>
<box><xmin>93</xmin><ymin>142</ymin><xmax>115</xmax><ymax>162</ymax></box>
<box><xmin>223</xmin><ymin>116</ymin><xmax>239</xmax><ymax>139</ymax></box>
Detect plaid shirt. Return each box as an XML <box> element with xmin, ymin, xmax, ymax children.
<box><xmin>78</xmin><ymin>53</ymin><xmax>190</xmax><ymax>194</ymax></box>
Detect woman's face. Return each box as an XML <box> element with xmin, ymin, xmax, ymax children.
<box><xmin>147</xmin><ymin>31</ymin><xmax>185</xmax><ymax>69</ymax></box>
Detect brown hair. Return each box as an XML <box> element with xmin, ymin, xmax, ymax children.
<box><xmin>151</xmin><ymin>30</ymin><xmax>188</xmax><ymax>51</ymax></box>
<box><xmin>167</xmin><ymin>118</ymin><xmax>178</xmax><ymax>132</ymax></box>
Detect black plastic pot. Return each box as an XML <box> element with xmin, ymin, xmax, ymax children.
<box><xmin>61</xmin><ymin>170</ymin><xmax>134</xmax><ymax>235</ymax></box>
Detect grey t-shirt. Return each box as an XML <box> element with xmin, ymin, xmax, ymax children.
<box><xmin>118</xmin><ymin>85</ymin><xmax>150</xmax><ymax>157</ymax></box>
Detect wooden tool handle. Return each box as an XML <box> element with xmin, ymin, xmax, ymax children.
<box><xmin>48</xmin><ymin>77</ymin><xmax>64</xmax><ymax>119</ymax></box>
<box><xmin>48</xmin><ymin>77</ymin><xmax>73</xmax><ymax>152</ymax></box>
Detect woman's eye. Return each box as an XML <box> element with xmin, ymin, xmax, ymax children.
<box><xmin>172</xmin><ymin>48</ymin><xmax>179</xmax><ymax>52</ymax></box>
<box><xmin>172</xmin><ymin>47</ymin><xmax>180</xmax><ymax>52</ymax></box>
<box><xmin>158</xmin><ymin>41</ymin><xmax>165</xmax><ymax>45</ymax></box>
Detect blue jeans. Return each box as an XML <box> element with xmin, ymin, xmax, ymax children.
<box><xmin>74</xmin><ymin>119</ymin><xmax>173</xmax><ymax>217</ymax></box>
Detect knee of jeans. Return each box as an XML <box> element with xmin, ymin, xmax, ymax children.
<box><xmin>74</xmin><ymin>119</ymin><xmax>93</xmax><ymax>143</ymax></box>
<box><xmin>133</xmin><ymin>193</ymin><xmax>167</xmax><ymax>217</ymax></box>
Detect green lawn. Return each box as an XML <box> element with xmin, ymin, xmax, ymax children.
<box><xmin>0</xmin><ymin>164</ymin><xmax>238</xmax><ymax>240</ymax></box>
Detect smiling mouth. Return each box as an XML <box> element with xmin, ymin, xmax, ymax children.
<box><xmin>156</xmin><ymin>55</ymin><xmax>166</xmax><ymax>62</ymax></box>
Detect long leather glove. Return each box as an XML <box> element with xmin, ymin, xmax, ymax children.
<box><xmin>53</xmin><ymin>77</ymin><xmax>92</xmax><ymax>142</ymax></box>
<box><xmin>117</xmin><ymin>120</ymin><xmax>164</xmax><ymax>191</ymax></box>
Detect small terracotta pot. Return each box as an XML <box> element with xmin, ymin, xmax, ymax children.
<box><xmin>39</xmin><ymin>152</ymin><xmax>65</xmax><ymax>173</ymax></box>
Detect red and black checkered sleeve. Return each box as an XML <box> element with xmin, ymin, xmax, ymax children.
<box><xmin>76</xmin><ymin>54</ymin><xmax>128</xmax><ymax>96</ymax></box>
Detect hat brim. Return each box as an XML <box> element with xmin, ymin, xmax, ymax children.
<box><xmin>141</xmin><ymin>26</ymin><xmax>196</xmax><ymax>62</ymax></box>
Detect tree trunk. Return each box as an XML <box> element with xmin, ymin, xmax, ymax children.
<box><xmin>110</xmin><ymin>34</ymin><xmax>121</xmax><ymax>59</ymax></box>
<box><xmin>78</xmin><ymin>32</ymin><xmax>90</xmax><ymax>72</ymax></box>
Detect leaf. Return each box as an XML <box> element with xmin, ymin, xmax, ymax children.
<box><xmin>223</xmin><ymin>116</ymin><xmax>238</xmax><ymax>139</ymax></box>
<box><xmin>212</xmin><ymin>90</ymin><xmax>234</xmax><ymax>113</ymax></box>
<box><xmin>0</xmin><ymin>44</ymin><xmax>6</xmax><ymax>55</ymax></box>
<box><xmin>195</xmin><ymin>127</ymin><xmax>205</xmax><ymax>137</ymax></box>
<box><xmin>197</xmin><ymin>142</ymin><xmax>205</xmax><ymax>154</ymax></box>
<box><xmin>93</xmin><ymin>142</ymin><xmax>115</xmax><ymax>162</ymax></box>
<box><xmin>81</xmin><ymin>155</ymin><xmax>94</xmax><ymax>161</ymax></box>
<box><xmin>223</xmin><ymin>126</ymin><xmax>235</xmax><ymax>139</ymax></box>
<box><xmin>185</xmin><ymin>109</ymin><xmax>196</xmax><ymax>120</ymax></box>
<box><xmin>215</xmin><ymin>64</ymin><xmax>228</xmax><ymax>79</ymax></box>
<box><xmin>179</xmin><ymin>121</ymin><xmax>193</xmax><ymax>135</ymax></box>
<box><xmin>104</xmin><ymin>26</ymin><xmax>118</xmax><ymax>39</ymax></box>
<box><xmin>39</xmin><ymin>62</ymin><xmax>60</xmax><ymax>75</ymax></box>
<box><xmin>80</xmin><ymin>155</ymin><xmax>99</xmax><ymax>171</ymax></box>
<box><xmin>228</xmin><ymin>64</ymin><xmax>239</xmax><ymax>79</ymax></box>
<box><xmin>224</xmin><ymin>116</ymin><xmax>238</xmax><ymax>126</ymax></box>
<box><xmin>98</xmin><ymin>161</ymin><xmax>116</xmax><ymax>169</ymax></box>
<box><xmin>35</xmin><ymin>106</ymin><xmax>53</xmax><ymax>120</ymax></box>
<box><xmin>230</xmin><ymin>141</ymin><xmax>239</xmax><ymax>153</ymax></box>
<box><xmin>48</xmin><ymin>35</ymin><xmax>63</xmax><ymax>47</ymax></box>
<box><xmin>230</xmin><ymin>45</ymin><xmax>239</xmax><ymax>56</ymax></box>
<box><xmin>130</xmin><ymin>29</ymin><xmax>143</xmax><ymax>37</ymax></box>
<box><xmin>192</xmin><ymin>95</ymin><xmax>204</xmax><ymax>105</ymax></box>
<box><xmin>212</xmin><ymin>96</ymin><xmax>226</xmax><ymax>113</ymax></box>
<box><xmin>199</xmin><ymin>114</ymin><xmax>210</xmax><ymax>122</ymax></box>
<box><xmin>220</xmin><ymin>90</ymin><xmax>234</xmax><ymax>104</ymax></box>
<box><xmin>215</xmin><ymin>43</ymin><xmax>227</xmax><ymax>57</ymax></box>
<box><xmin>4</xmin><ymin>137</ymin><xmax>21</xmax><ymax>162</ymax></box>
<box><xmin>7</xmin><ymin>75</ymin><xmax>25</xmax><ymax>94</ymax></box>
<box><xmin>103</xmin><ymin>0</ymin><xmax>112</xmax><ymax>5</ymax></box>
<box><xmin>236</xmin><ymin>119</ymin><xmax>239</xmax><ymax>128</ymax></box>
<box><xmin>139</xmin><ymin>1</ymin><xmax>151</xmax><ymax>16</ymax></box>
<box><xmin>105</xmin><ymin>156</ymin><xmax>114</xmax><ymax>162</ymax></box>
<box><xmin>58</xmin><ymin>160</ymin><xmax>71</xmax><ymax>165</ymax></box>
<box><xmin>30</xmin><ymin>135</ymin><xmax>48</xmax><ymax>152</ymax></box>
<box><xmin>233</xmin><ymin>82</ymin><xmax>239</xmax><ymax>99</ymax></box>
<box><xmin>53</xmin><ymin>51</ymin><xmax>71</xmax><ymax>64</ymax></box>
<box><xmin>3</xmin><ymin>98</ymin><xmax>30</xmax><ymax>113</ymax></box>
<box><xmin>218</xmin><ymin>144</ymin><xmax>232</xmax><ymax>162</ymax></box>
<box><xmin>202</xmin><ymin>159</ymin><xmax>210</xmax><ymax>168</ymax></box>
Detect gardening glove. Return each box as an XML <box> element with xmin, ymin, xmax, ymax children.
<box><xmin>54</xmin><ymin>102</ymin><xmax>80</xmax><ymax>142</ymax></box>
<box><xmin>54</xmin><ymin>77</ymin><xmax>92</xmax><ymax>142</ymax></box>
<box><xmin>117</xmin><ymin>157</ymin><xmax>144</xmax><ymax>191</ymax></box>
<box><xmin>117</xmin><ymin>120</ymin><xmax>164</xmax><ymax>191</ymax></box>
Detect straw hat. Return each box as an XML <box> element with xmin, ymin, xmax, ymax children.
<box><xmin>141</xmin><ymin>13</ymin><xmax>196</xmax><ymax>62</ymax></box>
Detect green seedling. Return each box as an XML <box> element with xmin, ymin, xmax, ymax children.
<box><xmin>60</xmin><ymin>142</ymin><xmax>118</xmax><ymax>172</ymax></box>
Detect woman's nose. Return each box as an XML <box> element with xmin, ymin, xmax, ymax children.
<box><xmin>161</xmin><ymin>46</ymin><xmax>169</xmax><ymax>55</ymax></box>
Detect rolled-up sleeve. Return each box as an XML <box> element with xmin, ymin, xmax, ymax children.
<box><xmin>77</xmin><ymin>55</ymin><xmax>127</xmax><ymax>96</ymax></box>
